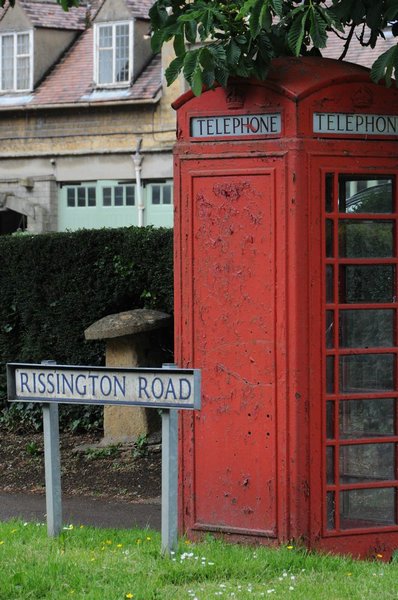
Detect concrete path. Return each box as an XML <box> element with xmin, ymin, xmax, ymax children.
<box><xmin>0</xmin><ymin>493</ymin><xmax>161</xmax><ymax>530</ymax></box>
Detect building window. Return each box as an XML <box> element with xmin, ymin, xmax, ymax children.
<box><xmin>95</xmin><ymin>22</ymin><xmax>132</xmax><ymax>86</ymax></box>
<box><xmin>149</xmin><ymin>182</ymin><xmax>173</xmax><ymax>205</ymax></box>
<box><xmin>0</xmin><ymin>31</ymin><xmax>32</xmax><ymax>92</ymax></box>
<box><xmin>102</xmin><ymin>183</ymin><xmax>135</xmax><ymax>206</ymax></box>
<box><xmin>66</xmin><ymin>185</ymin><xmax>96</xmax><ymax>207</ymax></box>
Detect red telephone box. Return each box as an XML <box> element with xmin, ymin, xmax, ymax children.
<box><xmin>173</xmin><ymin>56</ymin><xmax>398</xmax><ymax>558</ymax></box>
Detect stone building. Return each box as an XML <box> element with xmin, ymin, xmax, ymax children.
<box><xmin>0</xmin><ymin>0</ymin><xmax>181</xmax><ymax>233</ymax></box>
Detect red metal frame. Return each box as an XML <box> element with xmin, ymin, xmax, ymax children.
<box><xmin>309</xmin><ymin>156</ymin><xmax>398</xmax><ymax>558</ymax></box>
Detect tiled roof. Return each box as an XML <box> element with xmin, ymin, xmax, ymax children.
<box><xmin>32</xmin><ymin>26</ymin><xmax>94</xmax><ymax>104</ymax></box>
<box><xmin>29</xmin><ymin>27</ymin><xmax>161</xmax><ymax>107</ymax></box>
<box><xmin>321</xmin><ymin>29</ymin><xmax>396</xmax><ymax>70</ymax></box>
<box><xmin>21</xmin><ymin>0</ymin><xmax>86</xmax><ymax>30</ymax></box>
<box><xmin>0</xmin><ymin>0</ymin><xmax>87</xmax><ymax>30</ymax></box>
<box><xmin>125</xmin><ymin>0</ymin><xmax>153</xmax><ymax>20</ymax></box>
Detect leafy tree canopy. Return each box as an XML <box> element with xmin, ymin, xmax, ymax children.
<box><xmin>1</xmin><ymin>0</ymin><xmax>397</xmax><ymax>95</ymax></box>
<box><xmin>148</xmin><ymin>0</ymin><xmax>398</xmax><ymax>95</ymax></box>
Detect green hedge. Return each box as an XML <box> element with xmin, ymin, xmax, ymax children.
<box><xmin>0</xmin><ymin>227</ymin><xmax>174</xmax><ymax>408</ymax></box>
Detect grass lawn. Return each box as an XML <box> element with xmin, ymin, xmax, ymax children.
<box><xmin>0</xmin><ymin>520</ymin><xmax>397</xmax><ymax>599</ymax></box>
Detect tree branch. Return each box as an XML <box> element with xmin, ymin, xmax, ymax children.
<box><xmin>339</xmin><ymin>22</ymin><xmax>355</xmax><ymax>60</ymax></box>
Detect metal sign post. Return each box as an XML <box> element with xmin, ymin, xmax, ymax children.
<box><xmin>7</xmin><ymin>362</ymin><xmax>201</xmax><ymax>552</ymax></box>
<box><xmin>43</xmin><ymin>402</ymin><xmax>62</xmax><ymax>536</ymax></box>
<box><xmin>161</xmin><ymin>408</ymin><xmax>178</xmax><ymax>555</ymax></box>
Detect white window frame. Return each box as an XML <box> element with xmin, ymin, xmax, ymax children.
<box><xmin>147</xmin><ymin>181</ymin><xmax>173</xmax><ymax>206</ymax></box>
<box><xmin>94</xmin><ymin>21</ymin><xmax>134</xmax><ymax>87</ymax></box>
<box><xmin>0</xmin><ymin>30</ymin><xmax>33</xmax><ymax>92</ymax></box>
<box><xmin>63</xmin><ymin>181</ymin><xmax>136</xmax><ymax>208</ymax></box>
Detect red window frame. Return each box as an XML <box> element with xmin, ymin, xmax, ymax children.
<box><xmin>323</xmin><ymin>171</ymin><xmax>398</xmax><ymax>536</ymax></box>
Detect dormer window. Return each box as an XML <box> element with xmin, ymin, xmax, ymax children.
<box><xmin>94</xmin><ymin>22</ymin><xmax>133</xmax><ymax>86</ymax></box>
<box><xmin>0</xmin><ymin>31</ymin><xmax>32</xmax><ymax>92</ymax></box>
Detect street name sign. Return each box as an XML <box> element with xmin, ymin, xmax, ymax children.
<box><xmin>7</xmin><ymin>363</ymin><xmax>201</xmax><ymax>410</ymax></box>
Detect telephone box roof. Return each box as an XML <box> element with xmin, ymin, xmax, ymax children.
<box><xmin>172</xmin><ymin>56</ymin><xmax>383</xmax><ymax>110</ymax></box>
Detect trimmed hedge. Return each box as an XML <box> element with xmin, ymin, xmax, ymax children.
<box><xmin>0</xmin><ymin>227</ymin><xmax>174</xmax><ymax>408</ymax></box>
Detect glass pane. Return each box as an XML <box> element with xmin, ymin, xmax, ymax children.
<box><xmin>326</xmin><ymin>492</ymin><xmax>335</xmax><ymax>530</ymax></box>
<box><xmin>67</xmin><ymin>188</ymin><xmax>75</xmax><ymax>207</ymax></box>
<box><xmin>326</xmin><ymin>219</ymin><xmax>333</xmax><ymax>257</ymax></box>
<box><xmin>340</xmin><ymin>488</ymin><xmax>396</xmax><ymax>529</ymax></box>
<box><xmin>87</xmin><ymin>187</ymin><xmax>96</xmax><ymax>207</ymax></box>
<box><xmin>339</xmin><ymin>399</ymin><xmax>395</xmax><ymax>439</ymax></box>
<box><xmin>339</xmin><ymin>354</ymin><xmax>395</xmax><ymax>393</ymax></box>
<box><xmin>125</xmin><ymin>186</ymin><xmax>135</xmax><ymax>205</ymax></box>
<box><xmin>115</xmin><ymin>24</ymin><xmax>129</xmax><ymax>82</ymax></box>
<box><xmin>326</xmin><ymin>356</ymin><xmax>335</xmax><ymax>394</ymax></box>
<box><xmin>339</xmin><ymin>221</ymin><xmax>393</xmax><ymax>258</ymax></box>
<box><xmin>339</xmin><ymin>309</ymin><xmax>394</xmax><ymax>348</ymax></box>
<box><xmin>339</xmin><ymin>178</ymin><xmax>393</xmax><ymax>213</ymax></box>
<box><xmin>326</xmin><ymin>401</ymin><xmax>334</xmax><ymax>439</ymax></box>
<box><xmin>77</xmin><ymin>187</ymin><xmax>86</xmax><ymax>207</ymax></box>
<box><xmin>17</xmin><ymin>33</ymin><xmax>29</xmax><ymax>55</ymax></box>
<box><xmin>151</xmin><ymin>185</ymin><xmax>160</xmax><ymax>205</ymax></box>
<box><xmin>114</xmin><ymin>186</ymin><xmax>123</xmax><ymax>206</ymax></box>
<box><xmin>99</xmin><ymin>26</ymin><xmax>112</xmax><ymax>48</ymax></box>
<box><xmin>2</xmin><ymin>35</ymin><xmax>14</xmax><ymax>89</ymax></box>
<box><xmin>326</xmin><ymin>265</ymin><xmax>334</xmax><ymax>303</ymax></box>
<box><xmin>99</xmin><ymin>48</ymin><xmax>113</xmax><ymax>84</ymax></box>
<box><xmin>339</xmin><ymin>265</ymin><xmax>395</xmax><ymax>303</ymax></box>
<box><xmin>16</xmin><ymin>55</ymin><xmax>29</xmax><ymax>90</ymax></box>
<box><xmin>325</xmin><ymin>173</ymin><xmax>334</xmax><ymax>213</ymax></box>
<box><xmin>327</xmin><ymin>446</ymin><xmax>335</xmax><ymax>484</ymax></box>
<box><xmin>163</xmin><ymin>185</ymin><xmax>172</xmax><ymax>204</ymax></box>
<box><xmin>340</xmin><ymin>443</ymin><xmax>395</xmax><ymax>484</ymax></box>
<box><xmin>326</xmin><ymin>310</ymin><xmax>334</xmax><ymax>348</ymax></box>
<box><xmin>103</xmin><ymin>188</ymin><xmax>112</xmax><ymax>206</ymax></box>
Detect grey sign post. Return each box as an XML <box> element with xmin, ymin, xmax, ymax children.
<box><xmin>7</xmin><ymin>362</ymin><xmax>201</xmax><ymax>554</ymax></box>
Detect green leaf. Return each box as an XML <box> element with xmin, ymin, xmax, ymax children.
<box><xmin>151</xmin><ymin>29</ymin><xmax>165</xmax><ymax>54</ymax></box>
<box><xmin>287</xmin><ymin>10</ymin><xmax>308</xmax><ymax>55</ymax></box>
<box><xmin>202</xmin><ymin>68</ymin><xmax>216</xmax><ymax>89</ymax></box>
<box><xmin>173</xmin><ymin>33</ymin><xmax>185</xmax><ymax>56</ymax></box>
<box><xmin>165</xmin><ymin>54</ymin><xmax>185</xmax><ymax>85</ymax></box>
<box><xmin>183</xmin><ymin>49</ymin><xmax>200</xmax><ymax>82</ymax></box>
<box><xmin>260</xmin><ymin>2</ymin><xmax>273</xmax><ymax>31</ymax></box>
<box><xmin>257</xmin><ymin>31</ymin><xmax>275</xmax><ymax>61</ymax></box>
<box><xmin>250</xmin><ymin>0</ymin><xmax>265</xmax><ymax>38</ymax></box>
<box><xmin>214</xmin><ymin>66</ymin><xmax>229</xmax><ymax>88</ymax></box>
<box><xmin>208</xmin><ymin>44</ymin><xmax>227</xmax><ymax>67</ymax></box>
<box><xmin>385</xmin><ymin>0</ymin><xmax>398</xmax><ymax>21</ymax></box>
<box><xmin>237</xmin><ymin>0</ymin><xmax>257</xmax><ymax>20</ymax></box>
<box><xmin>366</xmin><ymin>1</ymin><xmax>384</xmax><ymax>30</ymax></box>
<box><xmin>199</xmin><ymin>47</ymin><xmax>215</xmax><ymax>70</ymax></box>
<box><xmin>271</xmin><ymin>0</ymin><xmax>283</xmax><ymax>18</ymax></box>
<box><xmin>309</xmin><ymin>7</ymin><xmax>328</xmax><ymax>49</ymax></box>
<box><xmin>370</xmin><ymin>45</ymin><xmax>398</xmax><ymax>86</ymax></box>
<box><xmin>149</xmin><ymin>2</ymin><xmax>168</xmax><ymax>29</ymax></box>
<box><xmin>191</xmin><ymin>68</ymin><xmax>203</xmax><ymax>96</ymax></box>
<box><xmin>185</xmin><ymin>20</ymin><xmax>197</xmax><ymax>44</ymax></box>
<box><xmin>226</xmin><ymin>39</ymin><xmax>241</xmax><ymax>66</ymax></box>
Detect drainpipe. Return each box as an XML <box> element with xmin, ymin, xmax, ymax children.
<box><xmin>133</xmin><ymin>137</ymin><xmax>144</xmax><ymax>227</ymax></box>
